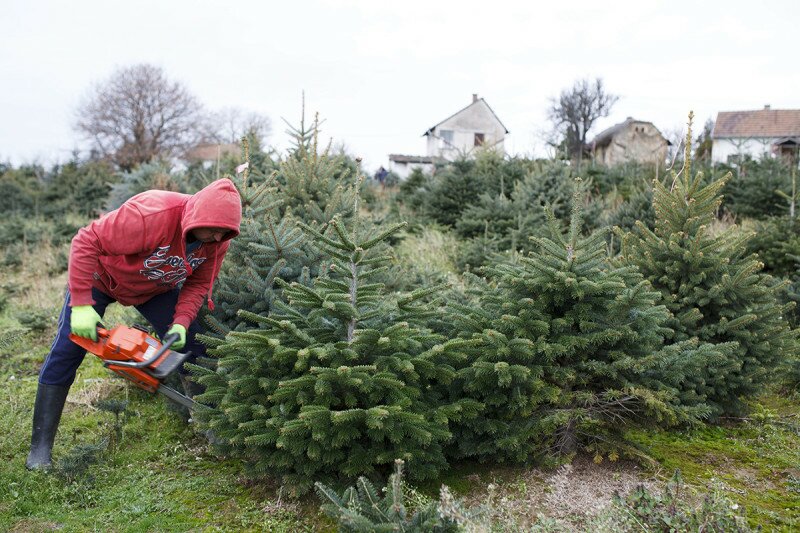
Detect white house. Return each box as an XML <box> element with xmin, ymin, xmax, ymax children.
<box><xmin>423</xmin><ymin>94</ymin><xmax>508</xmax><ymax>159</ymax></box>
<box><xmin>389</xmin><ymin>94</ymin><xmax>508</xmax><ymax>179</ymax></box>
<box><xmin>711</xmin><ymin>106</ymin><xmax>800</xmax><ymax>164</ymax></box>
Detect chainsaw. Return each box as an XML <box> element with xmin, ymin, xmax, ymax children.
<box><xmin>69</xmin><ymin>325</ymin><xmax>201</xmax><ymax>411</ymax></box>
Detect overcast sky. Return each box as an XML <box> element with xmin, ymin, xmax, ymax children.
<box><xmin>2</xmin><ymin>0</ymin><xmax>798</xmax><ymax>172</ymax></box>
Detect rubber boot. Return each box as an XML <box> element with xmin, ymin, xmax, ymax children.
<box><xmin>26</xmin><ymin>383</ymin><xmax>70</xmax><ymax>470</ymax></box>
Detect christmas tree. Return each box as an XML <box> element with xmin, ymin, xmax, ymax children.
<box><xmin>619</xmin><ymin>113</ymin><xmax>797</xmax><ymax>416</ymax></box>
<box><xmin>276</xmin><ymin>109</ymin><xmax>355</xmax><ymax>227</ymax></box>
<box><xmin>209</xmin><ymin>108</ymin><xmax>356</xmax><ymax>333</ymax></box>
<box><xmin>205</xmin><ymin>138</ymin><xmax>303</xmax><ymax>333</ymax></box>
<box><xmin>447</xmin><ymin>179</ymin><xmax>710</xmax><ymax>462</ymax></box>
<box><xmin>191</xmin><ymin>169</ymin><xmax>474</xmax><ymax>494</ymax></box>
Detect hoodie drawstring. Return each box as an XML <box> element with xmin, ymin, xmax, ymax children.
<box><xmin>207</xmin><ymin>253</ymin><xmax>219</xmax><ymax>311</ymax></box>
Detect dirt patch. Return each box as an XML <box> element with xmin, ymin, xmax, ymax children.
<box><xmin>461</xmin><ymin>454</ymin><xmax>655</xmax><ymax>530</ymax></box>
<box><xmin>8</xmin><ymin>519</ymin><xmax>63</xmax><ymax>532</ymax></box>
<box><xmin>66</xmin><ymin>378</ymin><xmax>127</xmax><ymax>411</ymax></box>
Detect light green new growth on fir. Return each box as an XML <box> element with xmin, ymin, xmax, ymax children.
<box><xmin>191</xmin><ymin>167</ymin><xmax>475</xmax><ymax>494</ymax></box>
<box><xmin>448</xmin><ymin>178</ymin><xmax>712</xmax><ymax>463</ymax></box>
<box><xmin>619</xmin><ymin>112</ymin><xmax>798</xmax><ymax>416</ymax></box>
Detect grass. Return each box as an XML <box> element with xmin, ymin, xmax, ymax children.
<box><xmin>2</xmin><ymin>228</ymin><xmax>799</xmax><ymax>531</ymax></box>
<box><xmin>0</xmin><ymin>339</ymin><xmax>326</xmax><ymax>532</ymax></box>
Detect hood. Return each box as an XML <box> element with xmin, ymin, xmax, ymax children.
<box><xmin>182</xmin><ymin>178</ymin><xmax>242</xmax><ymax>242</ymax></box>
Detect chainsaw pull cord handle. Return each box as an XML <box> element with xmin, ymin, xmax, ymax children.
<box><xmin>102</xmin><ymin>332</ymin><xmax>186</xmax><ymax>369</ymax></box>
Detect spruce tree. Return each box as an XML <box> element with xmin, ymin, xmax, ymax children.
<box><xmin>447</xmin><ymin>179</ymin><xmax>710</xmax><ymax>463</ymax></box>
<box><xmin>619</xmin><ymin>113</ymin><xmax>797</xmax><ymax>415</ymax></box>
<box><xmin>192</xmin><ymin>170</ymin><xmax>472</xmax><ymax>495</ymax></box>
<box><xmin>276</xmin><ymin>111</ymin><xmax>355</xmax><ymax>227</ymax></box>
<box><xmin>205</xmin><ymin>139</ymin><xmax>303</xmax><ymax>333</ymax></box>
<box><xmin>209</xmin><ymin>109</ymin><xmax>356</xmax><ymax>333</ymax></box>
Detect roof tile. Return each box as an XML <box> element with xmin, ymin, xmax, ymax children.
<box><xmin>713</xmin><ymin>109</ymin><xmax>800</xmax><ymax>138</ymax></box>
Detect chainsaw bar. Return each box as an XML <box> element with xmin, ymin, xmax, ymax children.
<box><xmin>157</xmin><ymin>384</ymin><xmax>205</xmax><ymax>411</ymax></box>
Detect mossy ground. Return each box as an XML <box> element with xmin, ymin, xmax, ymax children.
<box><xmin>627</xmin><ymin>397</ymin><xmax>800</xmax><ymax>532</ymax></box>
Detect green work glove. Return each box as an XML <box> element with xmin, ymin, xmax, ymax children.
<box><xmin>70</xmin><ymin>305</ymin><xmax>102</xmax><ymax>341</ymax></box>
<box><xmin>166</xmin><ymin>324</ymin><xmax>187</xmax><ymax>350</ymax></box>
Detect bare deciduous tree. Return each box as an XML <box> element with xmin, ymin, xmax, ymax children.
<box><xmin>75</xmin><ymin>64</ymin><xmax>207</xmax><ymax>170</ymax></box>
<box><xmin>207</xmin><ymin>107</ymin><xmax>272</xmax><ymax>149</ymax></box>
<box><xmin>547</xmin><ymin>78</ymin><xmax>619</xmax><ymax>167</ymax></box>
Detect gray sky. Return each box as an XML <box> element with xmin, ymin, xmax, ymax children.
<box><xmin>2</xmin><ymin>0</ymin><xmax>798</xmax><ymax>172</ymax></box>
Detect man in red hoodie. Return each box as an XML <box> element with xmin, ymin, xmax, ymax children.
<box><xmin>26</xmin><ymin>178</ymin><xmax>242</xmax><ymax>470</ymax></box>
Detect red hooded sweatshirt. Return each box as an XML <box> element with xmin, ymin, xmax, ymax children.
<box><xmin>68</xmin><ymin>179</ymin><xmax>242</xmax><ymax>329</ymax></box>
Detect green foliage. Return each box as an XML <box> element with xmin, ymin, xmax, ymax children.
<box><xmin>106</xmin><ymin>161</ymin><xmax>183</xmax><ymax>211</ymax></box>
<box><xmin>782</xmin><ymin>357</ymin><xmax>800</xmax><ymax>392</ymax></box>
<box><xmin>423</xmin><ymin>151</ymin><xmax>529</xmax><ymax>228</ymax></box>
<box><xmin>316</xmin><ymin>459</ymin><xmax>458</xmax><ymax>532</ymax></box>
<box><xmin>0</xmin><ymin>328</ymin><xmax>27</xmax><ymax>351</ymax></box>
<box><xmin>447</xmin><ymin>179</ymin><xmax>707</xmax><ymax>463</ymax></box>
<box><xmin>395</xmin><ymin>168</ymin><xmax>433</xmax><ymax>220</ymax></box>
<box><xmin>193</xmin><ymin>173</ymin><xmax>467</xmax><ymax>494</ymax></box>
<box><xmin>209</xmin><ymin>114</ymin><xmax>354</xmax><ymax>333</ymax></box>
<box><xmin>744</xmin><ymin>215</ymin><xmax>800</xmax><ymax>278</ymax></box>
<box><xmin>275</xmin><ymin>112</ymin><xmax>356</xmax><ymax>226</ymax></box>
<box><xmin>722</xmin><ymin>156</ymin><xmax>794</xmax><ymax>219</ymax></box>
<box><xmin>602</xmin><ymin>184</ymin><xmax>655</xmax><ymax>234</ymax></box>
<box><xmin>596</xmin><ymin>470</ymin><xmax>752</xmax><ymax>532</ymax></box>
<box><xmin>53</xmin><ymin>440</ymin><xmax>108</xmax><ymax>484</ymax></box>
<box><xmin>0</xmin><ymin>158</ymin><xmax>115</xmax><ymax>219</ymax></box>
<box><xmin>40</xmin><ymin>159</ymin><xmax>115</xmax><ymax>218</ymax></box>
<box><xmin>0</xmin><ymin>215</ymin><xmax>80</xmax><ymax>274</ymax></box>
<box><xmin>0</xmin><ymin>163</ymin><xmax>44</xmax><ymax>215</ymax></box>
<box><xmin>95</xmin><ymin>398</ymin><xmax>130</xmax><ymax>449</ymax></box>
<box><xmin>620</xmin><ymin>115</ymin><xmax>798</xmax><ymax>416</ymax></box>
<box><xmin>585</xmin><ymin>161</ymin><xmax>664</xmax><ymax>198</ymax></box>
<box><xmin>15</xmin><ymin>309</ymin><xmax>54</xmax><ymax>332</ymax></box>
<box><xmin>451</xmin><ymin>160</ymin><xmax>610</xmax><ymax>269</ymax></box>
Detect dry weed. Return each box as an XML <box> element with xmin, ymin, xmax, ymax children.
<box><xmin>67</xmin><ymin>378</ymin><xmax>127</xmax><ymax>411</ymax></box>
<box><xmin>462</xmin><ymin>455</ymin><xmax>654</xmax><ymax>531</ymax></box>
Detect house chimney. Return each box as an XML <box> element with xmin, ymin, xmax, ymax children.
<box><xmin>472</xmin><ymin>93</ymin><xmax>478</xmax><ymax>103</ymax></box>
<box><xmin>764</xmin><ymin>104</ymin><xmax>771</xmax><ymax>110</ymax></box>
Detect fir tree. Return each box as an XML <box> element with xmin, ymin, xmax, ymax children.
<box><xmin>207</xmin><ymin>139</ymin><xmax>303</xmax><ymax>332</ymax></box>
<box><xmin>315</xmin><ymin>459</ymin><xmax>458</xmax><ymax>532</ymax></box>
<box><xmin>447</xmin><ymin>179</ymin><xmax>710</xmax><ymax>462</ymax></box>
<box><xmin>106</xmin><ymin>162</ymin><xmax>181</xmax><ymax>211</ymax></box>
<box><xmin>276</xmin><ymin>110</ymin><xmax>355</xmax><ymax>227</ymax></box>
<box><xmin>192</xmin><ymin>169</ymin><xmax>473</xmax><ymax>494</ymax></box>
<box><xmin>209</xmin><ymin>108</ymin><xmax>356</xmax><ymax>333</ymax></box>
<box><xmin>619</xmin><ymin>113</ymin><xmax>798</xmax><ymax>415</ymax></box>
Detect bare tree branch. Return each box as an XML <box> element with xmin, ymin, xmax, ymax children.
<box><xmin>547</xmin><ymin>77</ymin><xmax>619</xmax><ymax>166</ymax></box>
<box><xmin>75</xmin><ymin>64</ymin><xmax>207</xmax><ymax>170</ymax></box>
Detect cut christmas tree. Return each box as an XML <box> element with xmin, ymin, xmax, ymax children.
<box><xmin>191</xmin><ymin>169</ymin><xmax>474</xmax><ymax>494</ymax></box>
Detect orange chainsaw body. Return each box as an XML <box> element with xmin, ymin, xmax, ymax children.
<box><xmin>69</xmin><ymin>326</ymin><xmax>182</xmax><ymax>393</ymax></box>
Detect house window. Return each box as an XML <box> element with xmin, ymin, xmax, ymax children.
<box><xmin>474</xmin><ymin>133</ymin><xmax>485</xmax><ymax>146</ymax></box>
<box><xmin>440</xmin><ymin>129</ymin><xmax>454</xmax><ymax>148</ymax></box>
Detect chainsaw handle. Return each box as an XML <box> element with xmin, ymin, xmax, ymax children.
<box><xmin>102</xmin><ymin>332</ymin><xmax>184</xmax><ymax>369</ymax></box>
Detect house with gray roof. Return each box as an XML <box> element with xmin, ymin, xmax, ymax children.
<box><xmin>389</xmin><ymin>94</ymin><xmax>507</xmax><ymax>179</ymax></box>
<box><xmin>711</xmin><ymin>106</ymin><xmax>800</xmax><ymax>164</ymax></box>
<box><xmin>589</xmin><ymin>117</ymin><xmax>669</xmax><ymax>166</ymax></box>
<box><xmin>422</xmin><ymin>94</ymin><xmax>508</xmax><ymax>160</ymax></box>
